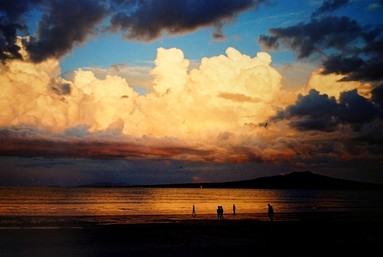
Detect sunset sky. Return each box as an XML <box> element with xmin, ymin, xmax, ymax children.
<box><xmin>1</xmin><ymin>0</ymin><xmax>382</xmax><ymax>186</ymax></box>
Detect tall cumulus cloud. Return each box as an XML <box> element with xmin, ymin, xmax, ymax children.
<box><xmin>0</xmin><ymin>46</ymin><xmax>293</xmax><ymax>163</ymax></box>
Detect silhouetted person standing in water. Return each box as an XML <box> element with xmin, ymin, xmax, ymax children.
<box><xmin>267</xmin><ymin>204</ymin><xmax>274</xmax><ymax>222</ymax></box>
<box><xmin>233</xmin><ymin>204</ymin><xmax>236</xmax><ymax>215</ymax></box>
<box><xmin>192</xmin><ymin>205</ymin><xmax>196</xmax><ymax>217</ymax></box>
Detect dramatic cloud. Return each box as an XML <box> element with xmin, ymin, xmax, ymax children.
<box><xmin>0</xmin><ymin>0</ymin><xmax>109</xmax><ymax>62</ymax></box>
<box><xmin>0</xmin><ymin>0</ymin><xmax>43</xmax><ymax>60</ymax></box>
<box><xmin>258</xmin><ymin>16</ymin><xmax>362</xmax><ymax>59</ymax></box>
<box><xmin>2</xmin><ymin>44</ymin><xmax>381</xmax><ymax>169</ymax></box>
<box><xmin>321</xmin><ymin>55</ymin><xmax>364</xmax><ymax>76</ymax></box>
<box><xmin>1</xmin><ymin>0</ymin><xmax>267</xmax><ymax>63</ymax></box>
<box><xmin>304</xmin><ymin>69</ymin><xmax>374</xmax><ymax>100</ymax></box>
<box><xmin>274</xmin><ymin>89</ymin><xmax>339</xmax><ymax>132</ymax></box>
<box><xmin>266</xmin><ymin>88</ymin><xmax>383</xmax><ymax>174</ymax></box>
<box><xmin>109</xmin><ymin>0</ymin><xmax>265</xmax><ymax>41</ymax></box>
<box><xmin>26</xmin><ymin>0</ymin><xmax>109</xmax><ymax>62</ymax></box>
<box><xmin>0</xmin><ymin>47</ymin><xmax>293</xmax><ymax>163</ymax></box>
<box><xmin>259</xmin><ymin>5</ymin><xmax>383</xmax><ymax>83</ymax></box>
<box><xmin>2</xmin><ymin>0</ymin><xmax>383</xmax><ymax>185</ymax></box>
<box><xmin>259</xmin><ymin>0</ymin><xmax>383</xmax><ymax>168</ymax></box>
<box><xmin>274</xmin><ymin>89</ymin><xmax>381</xmax><ymax>132</ymax></box>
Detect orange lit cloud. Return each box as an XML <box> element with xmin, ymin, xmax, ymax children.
<box><xmin>0</xmin><ymin>46</ymin><xmax>297</xmax><ymax>163</ymax></box>
<box><xmin>303</xmin><ymin>68</ymin><xmax>374</xmax><ymax>100</ymax></box>
<box><xmin>1</xmin><ymin>44</ymin><xmax>381</xmax><ymax>166</ymax></box>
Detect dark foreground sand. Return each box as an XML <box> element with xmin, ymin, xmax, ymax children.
<box><xmin>1</xmin><ymin>212</ymin><xmax>382</xmax><ymax>257</ymax></box>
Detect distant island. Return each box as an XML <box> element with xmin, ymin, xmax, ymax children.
<box><xmin>145</xmin><ymin>171</ymin><xmax>383</xmax><ymax>190</ymax></box>
<box><xmin>82</xmin><ymin>171</ymin><xmax>383</xmax><ymax>190</ymax></box>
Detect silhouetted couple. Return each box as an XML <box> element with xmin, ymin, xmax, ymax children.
<box><xmin>217</xmin><ymin>206</ymin><xmax>224</xmax><ymax>220</ymax></box>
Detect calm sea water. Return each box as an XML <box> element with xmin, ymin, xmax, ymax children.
<box><xmin>1</xmin><ymin>187</ymin><xmax>383</xmax><ymax>219</ymax></box>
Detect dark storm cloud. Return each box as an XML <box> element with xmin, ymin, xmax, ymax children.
<box><xmin>0</xmin><ymin>0</ymin><xmax>109</xmax><ymax>62</ymax></box>
<box><xmin>0</xmin><ymin>0</ymin><xmax>43</xmax><ymax>61</ymax></box>
<box><xmin>321</xmin><ymin>55</ymin><xmax>364</xmax><ymax>75</ymax></box>
<box><xmin>312</xmin><ymin>0</ymin><xmax>349</xmax><ymax>18</ymax></box>
<box><xmin>322</xmin><ymin>33</ymin><xmax>383</xmax><ymax>82</ymax></box>
<box><xmin>1</xmin><ymin>0</ymin><xmax>267</xmax><ymax>63</ymax></box>
<box><xmin>259</xmin><ymin>16</ymin><xmax>362</xmax><ymax>59</ymax></box>
<box><xmin>109</xmin><ymin>0</ymin><xmax>265</xmax><ymax>41</ymax></box>
<box><xmin>338</xmin><ymin>57</ymin><xmax>383</xmax><ymax>82</ymax></box>
<box><xmin>258</xmin><ymin>3</ymin><xmax>383</xmax><ymax>83</ymax></box>
<box><xmin>26</xmin><ymin>0</ymin><xmax>109</xmax><ymax>62</ymax></box>
<box><xmin>338</xmin><ymin>90</ymin><xmax>379</xmax><ymax>126</ymax></box>
<box><xmin>274</xmin><ymin>89</ymin><xmax>339</xmax><ymax>132</ymax></box>
<box><xmin>274</xmin><ymin>89</ymin><xmax>381</xmax><ymax>132</ymax></box>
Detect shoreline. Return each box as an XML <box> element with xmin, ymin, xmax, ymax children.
<box><xmin>1</xmin><ymin>209</ymin><xmax>383</xmax><ymax>228</ymax></box>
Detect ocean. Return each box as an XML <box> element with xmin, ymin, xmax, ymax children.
<box><xmin>1</xmin><ymin>187</ymin><xmax>383</xmax><ymax>224</ymax></box>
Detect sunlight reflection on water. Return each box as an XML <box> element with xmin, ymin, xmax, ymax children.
<box><xmin>0</xmin><ymin>187</ymin><xmax>382</xmax><ymax>217</ymax></box>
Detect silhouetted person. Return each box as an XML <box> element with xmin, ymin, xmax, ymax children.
<box><xmin>233</xmin><ymin>204</ymin><xmax>236</xmax><ymax>215</ymax></box>
<box><xmin>267</xmin><ymin>204</ymin><xmax>274</xmax><ymax>222</ymax></box>
<box><xmin>220</xmin><ymin>206</ymin><xmax>224</xmax><ymax>219</ymax></box>
<box><xmin>192</xmin><ymin>205</ymin><xmax>196</xmax><ymax>217</ymax></box>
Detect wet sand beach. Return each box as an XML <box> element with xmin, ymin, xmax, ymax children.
<box><xmin>1</xmin><ymin>211</ymin><xmax>382</xmax><ymax>257</ymax></box>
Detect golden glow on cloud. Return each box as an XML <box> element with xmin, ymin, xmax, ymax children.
<box><xmin>0</xmin><ymin>45</ymin><xmax>375</xmax><ymax>163</ymax></box>
<box><xmin>304</xmin><ymin>69</ymin><xmax>374</xmax><ymax>99</ymax></box>
<box><xmin>0</xmin><ymin>47</ymin><xmax>287</xmax><ymax>133</ymax></box>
